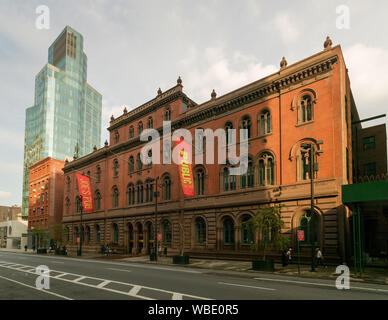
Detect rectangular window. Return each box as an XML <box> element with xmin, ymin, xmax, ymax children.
<box><xmin>364</xmin><ymin>163</ymin><xmax>376</xmax><ymax>177</ymax></box>
<box><xmin>363</xmin><ymin>136</ymin><xmax>375</xmax><ymax>150</ymax></box>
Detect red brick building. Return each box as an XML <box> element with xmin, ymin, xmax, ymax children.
<box><xmin>62</xmin><ymin>38</ymin><xmax>358</xmax><ymax>263</ymax></box>
<box><xmin>28</xmin><ymin>157</ymin><xmax>65</xmax><ymax>247</ymax></box>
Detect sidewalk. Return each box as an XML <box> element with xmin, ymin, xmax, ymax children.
<box><xmin>119</xmin><ymin>255</ymin><xmax>388</xmax><ymax>285</ymax></box>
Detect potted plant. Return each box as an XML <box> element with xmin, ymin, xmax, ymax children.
<box><xmin>244</xmin><ymin>205</ymin><xmax>290</xmax><ymax>271</ymax></box>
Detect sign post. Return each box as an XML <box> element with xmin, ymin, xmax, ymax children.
<box><xmin>297</xmin><ymin>229</ymin><xmax>304</xmax><ymax>274</ymax></box>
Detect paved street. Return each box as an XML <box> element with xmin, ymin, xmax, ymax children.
<box><xmin>0</xmin><ymin>251</ymin><xmax>388</xmax><ymax>300</ymax></box>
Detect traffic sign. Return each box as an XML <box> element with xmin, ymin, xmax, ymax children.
<box><xmin>297</xmin><ymin>230</ymin><xmax>304</xmax><ymax>241</ymax></box>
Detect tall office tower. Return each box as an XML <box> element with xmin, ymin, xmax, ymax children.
<box><xmin>21</xmin><ymin>26</ymin><xmax>102</xmax><ymax>219</ymax></box>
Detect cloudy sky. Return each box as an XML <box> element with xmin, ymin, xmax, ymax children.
<box><xmin>1</xmin><ymin>0</ymin><xmax>387</xmax><ymax>206</ymax></box>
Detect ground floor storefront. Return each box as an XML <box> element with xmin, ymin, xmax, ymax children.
<box><xmin>63</xmin><ymin>188</ymin><xmax>346</xmax><ymax>264</ymax></box>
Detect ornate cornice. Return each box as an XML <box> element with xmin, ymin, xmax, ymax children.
<box><xmin>64</xmin><ymin>52</ymin><xmax>339</xmax><ymax>173</ymax></box>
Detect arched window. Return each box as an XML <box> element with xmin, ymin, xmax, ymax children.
<box><xmin>127</xmin><ymin>183</ymin><xmax>135</xmax><ymax>205</ymax></box>
<box><xmin>195</xmin><ymin>168</ymin><xmax>205</xmax><ymax>195</ymax></box>
<box><xmin>241</xmin><ymin>215</ymin><xmax>254</xmax><ymax>244</ymax></box>
<box><xmin>95</xmin><ymin>191</ymin><xmax>101</xmax><ymax>210</ymax></box>
<box><xmin>145</xmin><ymin>180</ymin><xmax>154</xmax><ymax>203</ymax></box>
<box><xmin>112</xmin><ymin>186</ymin><xmax>119</xmax><ymax>208</ymax></box>
<box><xmin>86</xmin><ymin>226</ymin><xmax>91</xmax><ymax>243</ymax></box>
<box><xmin>225</xmin><ymin>122</ymin><xmax>234</xmax><ymax>145</ymax></box>
<box><xmin>163</xmin><ymin>221</ymin><xmax>172</xmax><ymax>243</ymax></box>
<box><xmin>112</xmin><ymin>223</ymin><xmax>119</xmax><ymax>244</ymax></box>
<box><xmin>258</xmin><ymin>110</ymin><xmax>271</xmax><ymax>135</ymax></box>
<box><xmin>96</xmin><ymin>166</ymin><xmax>101</xmax><ymax>182</ymax></box>
<box><xmin>258</xmin><ymin>152</ymin><xmax>275</xmax><ymax>186</ymax></box>
<box><xmin>148</xmin><ymin>117</ymin><xmax>153</xmax><ymax>129</ymax></box>
<box><xmin>128</xmin><ymin>156</ymin><xmax>134</xmax><ymax>174</ymax></box>
<box><xmin>240</xmin><ymin>158</ymin><xmax>254</xmax><ymax>189</ymax></box>
<box><xmin>163</xmin><ymin>176</ymin><xmax>171</xmax><ymax>200</ymax></box>
<box><xmin>299</xmin><ymin>95</ymin><xmax>313</xmax><ymax>123</ymax></box>
<box><xmin>129</xmin><ymin>126</ymin><xmax>134</xmax><ymax>139</ymax></box>
<box><xmin>137</xmin><ymin>182</ymin><xmax>144</xmax><ymax>204</ymax></box>
<box><xmin>195</xmin><ymin>217</ymin><xmax>206</xmax><ymax>244</ymax></box>
<box><xmin>138</xmin><ymin>122</ymin><xmax>143</xmax><ymax>135</ymax></box>
<box><xmin>113</xmin><ymin>159</ymin><xmax>119</xmax><ymax>178</ymax></box>
<box><xmin>299</xmin><ymin>210</ymin><xmax>319</xmax><ymax>244</ymax></box>
<box><xmin>95</xmin><ymin>225</ymin><xmax>101</xmax><ymax>243</ymax></box>
<box><xmin>66</xmin><ymin>177</ymin><xmax>71</xmax><ymax>192</ymax></box>
<box><xmin>223</xmin><ymin>217</ymin><xmax>234</xmax><ymax>245</ymax></box>
<box><xmin>165</xmin><ymin>108</ymin><xmax>171</xmax><ymax>121</ymax></box>
<box><xmin>65</xmin><ymin>198</ymin><xmax>70</xmax><ymax>215</ymax></box>
<box><xmin>222</xmin><ymin>166</ymin><xmax>236</xmax><ymax>192</ymax></box>
<box><xmin>76</xmin><ymin>196</ymin><xmax>82</xmax><ymax>213</ymax></box>
<box><xmin>241</xmin><ymin>116</ymin><xmax>251</xmax><ymax>139</ymax></box>
<box><xmin>136</xmin><ymin>153</ymin><xmax>142</xmax><ymax>171</ymax></box>
<box><xmin>114</xmin><ymin>131</ymin><xmax>119</xmax><ymax>144</ymax></box>
<box><xmin>299</xmin><ymin>148</ymin><xmax>310</xmax><ymax>180</ymax></box>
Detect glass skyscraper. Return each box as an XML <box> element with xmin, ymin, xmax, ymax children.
<box><xmin>22</xmin><ymin>26</ymin><xmax>102</xmax><ymax>218</ymax></box>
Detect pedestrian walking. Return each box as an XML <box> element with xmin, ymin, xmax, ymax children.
<box><xmin>281</xmin><ymin>249</ymin><xmax>288</xmax><ymax>267</ymax></box>
<box><xmin>158</xmin><ymin>244</ymin><xmax>162</xmax><ymax>257</ymax></box>
<box><xmin>101</xmin><ymin>244</ymin><xmax>105</xmax><ymax>255</ymax></box>
<box><xmin>163</xmin><ymin>247</ymin><xmax>167</xmax><ymax>257</ymax></box>
<box><xmin>286</xmin><ymin>248</ymin><xmax>292</xmax><ymax>264</ymax></box>
<box><xmin>24</xmin><ymin>245</ymin><xmax>27</xmax><ymax>252</ymax></box>
<box><xmin>316</xmin><ymin>248</ymin><xmax>326</xmax><ymax>268</ymax></box>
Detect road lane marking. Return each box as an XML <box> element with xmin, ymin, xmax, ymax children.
<box><xmin>129</xmin><ymin>285</ymin><xmax>141</xmax><ymax>296</ymax></box>
<box><xmin>97</xmin><ymin>280</ymin><xmax>111</xmax><ymax>288</ymax></box>
<box><xmin>107</xmin><ymin>268</ymin><xmax>132</xmax><ymax>273</ymax></box>
<box><xmin>73</xmin><ymin>276</ymin><xmax>86</xmax><ymax>282</ymax></box>
<box><xmin>218</xmin><ymin>282</ymin><xmax>276</xmax><ymax>291</ymax></box>
<box><xmin>0</xmin><ymin>251</ymin><xmax>202</xmax><ymax>274</ymax></box>
<box><xmin>253</xmin><ymin>277</ymin><xmax>388</xmax><ymax>293</ymax></box>
<box><xmin>0</xmin><ymin>260</ymin><xmax>212</xmax><ymax>300</ymax></box>
<box><xmin>50</xmin><ymin>261</ymin><xmax>64</xmax><ymax>264</ymax></box>
<box><xmin>0</xmin><ymin>275</ymin><xmax>73</xmax><ymax>300</ymax></box>
<box><xmin>172</xmin><ymin>293</ymin><xmax>183</xmax><ymax>300</ymax></box>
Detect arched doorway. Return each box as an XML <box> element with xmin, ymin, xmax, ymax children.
<box><xmin>136</xmin><ymin>222</ymin><xmax>143</xmax><ymax>254</ymax></box>
<box><xmin>146</xmin><ymin>221</ymin><xmax>154</xmax><ymax>254</ymax></box>
<box><xmin>128</xmin><ymin>223</ymin><xmax>134</xmax><ymax>255</ymax></box>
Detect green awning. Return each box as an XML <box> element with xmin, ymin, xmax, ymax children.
<box><xmin>342</xmin><ymin>180</ymin><xmax>388</xmax><ymax>204</ymax></box>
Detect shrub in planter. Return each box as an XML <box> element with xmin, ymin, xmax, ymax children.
<box><xmin>173</xmin><ymin>255</ymin><xmax>190</xmax><ymax>264</ymax></box>
<box><xmin>37</xmin><ymin>248</ymin><xmax>47</xmax><ymax>254</ymax></box>
<box><xmin>243</xmin><ymin>205</ymin><xmax>290</xmax><ymax>271</ymax></box>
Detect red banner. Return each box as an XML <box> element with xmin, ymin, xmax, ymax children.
<box><xmin>75</xmin><ymin>173</ymin><xmax>94</xmax><ymax>212</ymax></box>
<box><xmin>297</xmin><ymin>230</ymin><xmax>305</xmax><ymax>241</ymax></box>
<box><xmin>177</xmin><ymin>139</ymin><xmax>195</xmax><ymax>197</ymax></box>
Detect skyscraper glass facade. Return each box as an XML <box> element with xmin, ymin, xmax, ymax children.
<box><xmin>22</xmin><ymin>26</ymin><xmax>102</xmax><ymax>218</ymax></box>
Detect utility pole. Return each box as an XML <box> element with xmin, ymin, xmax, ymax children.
<box><xmin>301</xmin><ymin>141</ymin><xmax>323</xmax><ymax>272</ymax></box>
<box><xmin>153</xmin><ymin>177</ymin><xmax>159</xmax><ymax>261</ymax></box>
<box><xmin>78</xmin><ymin>195</ymin><xmax>83</xmax><ymax>256</ymax></box>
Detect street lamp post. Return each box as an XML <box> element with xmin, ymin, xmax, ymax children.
<box><xmin>153</xmin><ymin>177</ymin><xmax>160</xmax><ymax>262</ymax></box>
<box><xmin>301</xmin><ymin>141</ymin><xmax>323</xmax><ymax>272</ymax></box>
<box><xmin>78</xmin><ymin>195</ymin><xmax>83</xmax><ymax>256</ymax></box>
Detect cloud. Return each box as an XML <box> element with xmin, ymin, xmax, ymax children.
<box><xmin>0</xmin><ymin>191</ymin><xmax>12</xmax><ymax>199</ymax></box>
<box><xmin>273</xmin><ymin>12</ymin><xmax>300</xmax><ymax>45</ymax></box>
<box><xmin>344</xmin><ymin>43</ymin><xmax>388</xmax><ymax>109</ymax></box>
<box><xmin>179</xmin><ymin>46</ymin><xmax>277</xmax><ymax>103</ymax></box>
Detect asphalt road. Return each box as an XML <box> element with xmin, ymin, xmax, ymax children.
<box><xmin>0</xmin><ymin>251</ymin><xmax>387</xmax><ymax>300</ymax></box>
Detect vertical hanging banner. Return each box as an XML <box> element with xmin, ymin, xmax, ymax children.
<box><xmin>75</xmin><ymin>173</ymin><xmax>94</xmax><ymax>212</ymax></box>
<box><xmin>177</xmin><ymin>139</ymin><xmax>195</xmax><ymax>197</ymax></box>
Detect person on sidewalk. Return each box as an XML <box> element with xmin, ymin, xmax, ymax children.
<box><xmin>24</xmin><ymin>245</ymin><xmax>27</xmax><ymax>252</ymax></box>
<box><xmin>163</xmin><ymin>247</ymin><xmax>167</xmax><ymax>257</ymax></box>
<box><xmin>316</xmin><ymin>248</ymin><xmax>326</xmax><ymax>268</ymax></box>
<box><xmin>286</xmin><ymin>248</ymin><xmax>292</xmax><ymax>264</ymax></box>
<box><xmin>281</xmin><ymin>249</ymin><xmax>288</xmax><ymax>267</ymax></box>
<box><xmin>101</xmin><ymin>244</ymin><xmax>106</xmax><ymax>255</ymax></box>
